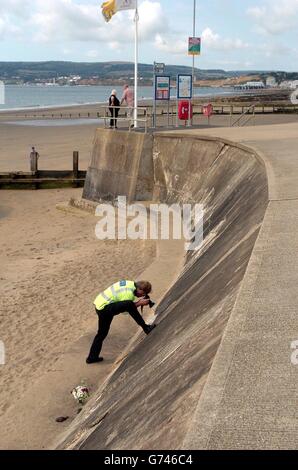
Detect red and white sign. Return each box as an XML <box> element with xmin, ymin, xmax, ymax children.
<box><xmin>203</xmin><ymin>103</ymin><xmax>213</xmax><ymax>117</ymax></box>
<box><xmin>155</xmin><ymin>76</ymin><xmax>171</xmax><ymax>101</ymax></box>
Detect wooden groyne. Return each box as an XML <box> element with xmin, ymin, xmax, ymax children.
<box><xmin>0</xmin><ymin>151</ymin><xmax>86</xmax><ymax>189</ymax></box>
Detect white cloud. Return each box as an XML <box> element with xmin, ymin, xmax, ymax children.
<box><xmin>154</xmin><ymin>33</ymin><xmax>187</xmax><ymax>55</ymax></box>
<box><xmin>258</xmin><ymin>42</ymin><xmax>292</xmax><ymax>58</ymax></box>
<box><xmin>0</xmin><ymin>0</ymin><xmax>167</xmax><ymax>46</ymax></box>
<box><xmin>202</xmin><ymin>28</ymin><xmax>249</xmax><ymax>51</ymax></box>
<box><xmin>0</xmin><ymin>0</ymin><xmax>30</xmax><ymax>38</ymax></box>
<box><xmin>247</xmin><ymin>0</ymin><xmax>298</xmax><ymax>35</ymax></box>
<box><xmin>62</xmin><ymin>48</ymin><xmax>72</xmax><ymax>56</ymax></box>
<box><xmin>29</xmin><ymin>0</ymin><xmax>167</xmax><ymax>44</ymax></box>
<box><xmin>108</xmin><ymin>41</ymin><xmax>122</xmax><ymax>51</ymax></box>
<box><xmin>0</xmin><ymin>15</ymin><xmax>20</xmax><ymax>39</ymax></box>
<box><xmin>0</xmin><ymin>0</ymin><xmax>31</xmax><ymax>17</ymax></box>
<box><xmin>31</xmin><ymin>0</ymin><xmax>106</xmax><ymax>43</ymax></box>
<box><xmin>137</xmin><ymin>1</ymin><xmax>167</xmax><ymax>40</ymax></box>
<box><xmin>154</xmin><ymin>27</ymin><xmax>249</xmax><ymax>57</ymax></box>
<box><xmin>86</xmin><ymin>50</ymin><xmax>99</xmax><ymax>59</ymax></box>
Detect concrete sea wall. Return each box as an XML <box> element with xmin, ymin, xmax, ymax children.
<box><xmin>83</xmin><ymin>129</ymin><xmax>154</xmax><ymax>202</ymax></box>
<box><xmin>56</xmin><ymin>130</ymin><xmax>268</xmax><ymax>450</ymax></box>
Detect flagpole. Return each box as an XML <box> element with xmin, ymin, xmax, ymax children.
<box><xmin>134</xmin><ymin>1</ymin><xmax>139</xmax><ymax>128</ymax></box>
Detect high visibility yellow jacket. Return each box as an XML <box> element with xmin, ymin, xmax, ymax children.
<box><xmin>94</xmin><ymin>280</ymin><xmax>136</xmax><ymax>311</ymax></box>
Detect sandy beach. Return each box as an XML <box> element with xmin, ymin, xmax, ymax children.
<box><xmin>0</xmin><ymin>188</ymin><xmax>158</xmax><ymax>448</ymax></box>
<box><xmin>0</xmin><ymin>121</ymin><xmax>99</xmax><ymax>172</ymax></box>
<box><xmin>0</xmin><ymin>118</ymin><xmax>184</xmax><ymax>448</ymax></box>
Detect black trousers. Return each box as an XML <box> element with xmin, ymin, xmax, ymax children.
<box><xmin>87</xmin><ymin>301</ymin><xmax>147</xmax><ymax>360</ymax></box>
<box><xmin>109</xmin><ymin>107</ymin><xmax>119</xmax><ymax>128</ymax></box>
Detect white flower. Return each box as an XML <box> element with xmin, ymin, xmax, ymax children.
<box><xmin>72</xmin><ymin>385</ymin><xmax>90</xmax><ymax>405</ymax></box>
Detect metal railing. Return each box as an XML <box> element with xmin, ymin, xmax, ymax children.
<box><xmin>230</xmin><ymin>104</ymin><xmax>256</xmax><ymax>127</ymax></box>
<box><xmin>0</xmin><ymin>105</ymin><xmax>150</xmax><ymax>133</ymax></box>
<box><xmin>2</xmin><ymin>102</ymin><xmax>298</xmax><ymax>129</ymax></box>
<box><xmin>99</xmin><ymin>105</ymin><xmax>149</xmax><ymax>133</ymax></box>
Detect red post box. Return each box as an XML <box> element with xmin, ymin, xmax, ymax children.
<box><xmin>178</xmin><ymin>100</ymin><xmax>193</xmax><ymax>121</ymax></box>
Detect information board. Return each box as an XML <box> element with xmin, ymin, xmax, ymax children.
<box><xmin>155</xmin><ymin>75</ymin><xmax>171</xmax><ymax>101</ymax></box>
<box><xmin>177</xmin><ymin>75</ymin><xmax>193</xmax><ymax>100</ymax></box>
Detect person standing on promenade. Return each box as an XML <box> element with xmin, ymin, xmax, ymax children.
<box><xmin>108</xmin><ymin>89</ymin><xmax>120</xmax><ymax>129</ymax></box>
<box><xmin>30</xmin><ymin>147</ymin><xmax>39</xmax><ymax>173</ymax></box>
<box><xmin>120</xmin><ymin>84</ymin><xmax>134</xmax><ymax>128</ymax></box>
<box><xmin>86</xmin><ymin>280</ymin><xmax>156</xmax><ymax>364</ymax></box>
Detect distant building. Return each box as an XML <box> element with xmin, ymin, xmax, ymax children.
<box><xmin>44</xmin><ymin>78</ymin><xmax>58</xmax><ymax>86</ymax></box>
<box><xmin>234</xmin><ymin>81</ymin><xmax>265</xmax><ymax>90</ymax></box>
<box><xmin>279</xmin><ymin>80</ymin><xmax>298</xmax><ymax>89</ymax></box>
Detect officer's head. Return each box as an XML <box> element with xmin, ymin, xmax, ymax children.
<box><xmin>135</xmin><ymin>281</ymin><xmax>152</xmax><ymax>298</ymax></box>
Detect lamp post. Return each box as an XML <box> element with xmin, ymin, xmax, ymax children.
<box><xmin>134</xmin><ymin>1</ymin><xmax>139</xmax><ymax>128</ymax></box>
<box><xmin>192</xmin><ymin>0</ymin><xmax>197</xmax><ymax>97</ymax></box>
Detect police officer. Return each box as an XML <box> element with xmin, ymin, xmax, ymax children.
<box><xmin>86</xmin><ymin>280</ymin><xmax>156</xmax><ymax>364</ymax></box>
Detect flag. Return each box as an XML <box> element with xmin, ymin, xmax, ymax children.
<box><xmin>101</xmin><ymin>0</ymin><xmax>136</xmax><ymax>23</ymax></box>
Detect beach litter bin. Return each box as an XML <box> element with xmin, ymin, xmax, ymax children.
<box><xmin>203</xmin><ymin>103</ymin><xmax>213</xmax><ymax>125</ymax></box>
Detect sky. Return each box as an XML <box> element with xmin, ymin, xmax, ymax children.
<box><xmin>0</xmin><ymin>0</ymin><xmax>298</xmax><ymax>71</ymax></box>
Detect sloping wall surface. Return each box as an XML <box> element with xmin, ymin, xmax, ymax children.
<box><xmin>83</xmin><ymin>129</ymin><xmax>154</xmax><ymax>202</ymax></box>
<box><xmin>57</xmin><ymin>131</ymin><xmax>268</xmax><ymax>450</ymax></box>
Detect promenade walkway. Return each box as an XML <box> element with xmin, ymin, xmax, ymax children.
<box><xmin>182</xmin><ymin>123</ymin><xmax>298</xmax><ymax>449</ymax></box>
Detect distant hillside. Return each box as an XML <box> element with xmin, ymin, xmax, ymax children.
<box><xmin>0</xmin><ymin>61</ymin><xmax>231</xmax><ymax>81</ymax></box>
<box><xmin>0</xmin><ymin>61</ymin><xmax>297</xmax><ymax>83</ymax></box>
<box><xmin>0</xmin><ymin>61</ymin><xmax>255</xmax><ymax>81</ymax></box>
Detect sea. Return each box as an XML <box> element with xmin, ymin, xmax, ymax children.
<box><xmin>0</xmin><ymin>84</ymin><xmax>236</xmax><ymax>111</ymax></box>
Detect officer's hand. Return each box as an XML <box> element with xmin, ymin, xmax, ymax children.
<box><xmin>135</xmin><ymin>298</ymin><xmax>150</xmax><ymax>308</ymax></box>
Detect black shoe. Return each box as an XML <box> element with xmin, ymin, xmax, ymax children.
<box><xmin>86</xmin><ymin>357</ymin><xmax>104</xmax><ymax>364</ymax></box>
<box><xmin>144</xmin><ymin>324</ymin><xmax>156</xmax><ymax>335</ymax></box>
